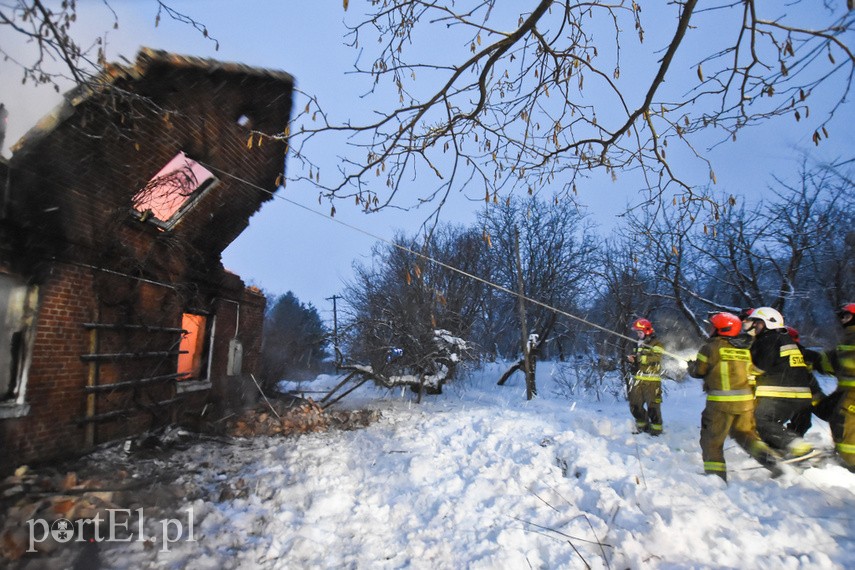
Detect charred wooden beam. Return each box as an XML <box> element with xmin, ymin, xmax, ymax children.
<box><xmin>82</xmin><ymin>322</ymin><xmax>186</xmax><ymax>333</ymax></box>
<box><xmin>82</xmin><ymin>372</ymin><xmax>187</xmax><ymax>393</ymax></box>
<box><xmin>80</xmin><ymin>350</ymin><xmax>186</xmax><ymax>361</ymax></box>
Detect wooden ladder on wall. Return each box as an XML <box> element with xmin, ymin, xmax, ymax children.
<box><xmin>79</xmin><ymin>322</ymin><xmax>189</xmax><ymax>447</ymax></box>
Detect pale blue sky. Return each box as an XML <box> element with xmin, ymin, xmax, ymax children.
<box><xmin>1</xmin><ymin>1</ymin><xmax>851</xmax><ymax>319</ymax></box>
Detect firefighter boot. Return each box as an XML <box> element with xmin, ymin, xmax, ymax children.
<box><xmin>785</xmin><ymin>438</ymin><xmax>814</xmax><ymax>459</ymax></box>
<box><xmin>756</xmin><ymin>450</ymin><xmax>785</xmax><ymax>478</ymax></box>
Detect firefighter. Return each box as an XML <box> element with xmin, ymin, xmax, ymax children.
<box><xmin>738</xmin><ymin>307</ymin><xmax>755</xmax><ymax>330</ymax></box>
<box><xmin>687</xmin><ymin>312</ymin><xmax>783</xmax><ymax>481</ymax></box>
<box><xmin>819</xmin><ymin>303</ymin><xmax>855</xmax><ymax>470</ymax></box>
<box><xmin>737</xmin><ymin>308</ymin><xmax>758</xmax><ymax>395</ymax></box>
<box><xmin>626</xmin><ymin>318</ymin><xmax>665</xmax><ymax>435</ymax></box>
<box><xmin>745</xmin><ymin>307</ymin><xmax>815</xmax><ymax>458</ymax></box>
<box><xmin>784</xmin><ymin>326</ymin><xmax>827</xmax><ymax>437</ymax></box>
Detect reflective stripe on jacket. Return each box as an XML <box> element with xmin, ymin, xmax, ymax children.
<box><xmin>820</xmin><ymin>326</ymin><xmax>855</xmax><ymax>390</ymax></box>
<box><xmin>633</xmin><ymin>337</ymin><xmax>664</xmax><ymax>382</ymax></box>
<box><xmin>688</xmin><ymin>336</ymin><xmax>754</xmax><ymax>402</ymax></box>
<box><xmin>751</xmin><ymin>329</ymin><xmax>814</xmax><ymax>390</ymax></box>
<box><xmin>754</xmin><ymin>385</ymin><xmax>813</xmax><ymax>399</ymax></box>
<box><xmin>706</xmin><ymin>388</ymin><xmax>754</xmax><ymax>402</ymax></box>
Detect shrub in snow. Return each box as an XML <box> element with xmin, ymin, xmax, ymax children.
<box><xmin>341</xmin><ymin>329</ymin><xmax>473</xmax><ymax>398</ymax></box>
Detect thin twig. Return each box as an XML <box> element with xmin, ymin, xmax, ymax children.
<box><xmin>510</xmin><ymin>516</ymin><xmax>614</xmax><ymax>548</ymax></box>
<box><xmin>634</xmin><ymin>442</ymin><xmax>648</xmax><ymax>489</ymax></box>
<box><xmin>580</xmin><ymin>512</ymin><xmax>610</xmax><ymax>570</ymax></box>
<box><xmin>250</xmin><ymin>374</ymin><xmax>281</xmax><ymax>421</ymax></box>
<box><xmin>541</xmin><ymin>481</ymin><xmax>612</xmax><ymax>570</ymax></box>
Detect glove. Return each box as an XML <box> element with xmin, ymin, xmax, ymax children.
<box><xmin>685</xmin><ymin>360</ymin><xmax>698</xmax><ymax>377</ymax></box>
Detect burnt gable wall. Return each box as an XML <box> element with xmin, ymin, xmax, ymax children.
<box><xmin>9</xmin><ymin>49</ymin><xmax>293</xmax><ymax>274</ymax></box>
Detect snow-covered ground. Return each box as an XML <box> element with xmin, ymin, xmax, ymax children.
<box><xmin>86</xmin><ymin>363</ymin><xmax>855</xmax><ymax>568</ymax></box>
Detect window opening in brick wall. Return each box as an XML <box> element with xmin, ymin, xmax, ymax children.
<box><xmin>133</xmin><ymin>151</ymin><xmax>218</xmax><ymax>229</ymax></box>
<box><xmin>177</xmin><ymin>313</ymin><xmax>212</xmax><ymax>381</ymax></box>
<box><xmin>0</xmin><ymin>275</ymin><xmax>38</xmax><ymax>406</ymax></box>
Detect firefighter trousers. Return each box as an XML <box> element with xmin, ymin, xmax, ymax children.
<box><xmin>790</xmin><ymin>390</ymin><xmax>841</xmax><ymax>437</ymax></box>
<box><xmin>700</xmin><ymin>402</ymin><xmax>777</xmax><ymax>480</ymax></box>
<box><xmin>628</xmin><ymin>378</ymin><xmax>662</xmax><ymax>434</ymax></box>
<box><xmin>830</xmin><ymin>389</ymin><xmax>855</xmax><ymax>470</ymax></box>
<box><xmin>754</xmin><ymin>396</ymin><xmax>812</xmax><ymax>452</ymax></box>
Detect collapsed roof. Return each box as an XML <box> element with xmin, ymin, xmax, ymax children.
<box><xmin>5</xmin><ymin>47</ymin><xmax>294</xmax><ymax>266</ymax></box>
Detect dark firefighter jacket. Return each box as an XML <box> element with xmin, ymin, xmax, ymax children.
<box><xmin>750</xmin><ymin>328</ymin><xmax>814</xmax><ymax>400</ymax></box>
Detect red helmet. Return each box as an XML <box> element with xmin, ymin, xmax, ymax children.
<box><xmin>786</xmin><ymin>326</ymin><xmax>800</xmax><ymax>343</ymax></box>
<box><xmin>631</xmin><ymin>318</ymin><xmax>654</xmax><ymax>335</ymax></box>
<box><xmin>838</xmin><ymin>303</ymin><xmax>855</xmax><ymax>319</ymax></box>
<box><xmin>709</xmin><ymin>312</ymin><xmax>741</xmax><ymax>337</ymax></box>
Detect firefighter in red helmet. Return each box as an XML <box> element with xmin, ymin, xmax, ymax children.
<box><xmin>819</xmin><ymin>303</ymin><xmax>855</xmax><ymax>470</ymax></box>
<box><xmin>687</xmin><ymin>312</ymin><xmax>783</xmax><ymax>481</ymax></box>
<box><xmin>626</xmin><ymin>318</ymin><xmax>665</xmax><ymax>435</ymax></box>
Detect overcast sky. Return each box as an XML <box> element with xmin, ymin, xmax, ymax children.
<box><xmin>1</xmin><ymin>1</ymin><xmax>851</xmax><ymax>318</ymax></box>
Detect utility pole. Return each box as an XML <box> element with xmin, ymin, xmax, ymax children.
<box><xmin>326</xmin><ymin>294</ymin><xmax>340</xmax><ymax>370</ymax></box>
<box><xmin>514</xmin><ymin>229</ymin><xmax>536</xmax><ymax>400</ymax></box>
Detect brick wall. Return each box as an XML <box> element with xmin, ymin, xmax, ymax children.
<box><xmin>239</xmin><ymin>287</ymin><xmax>266</xmax><ymax>377</ymax></box>
<box><xmin>0</xmin><ymin>264</ymin><xmax>93</xmax><ymax>469</ymax></box>
<box><xmin>0</xmin><ymin>263</ymin><xmax>270</xmax><ymax>473</ymax></box>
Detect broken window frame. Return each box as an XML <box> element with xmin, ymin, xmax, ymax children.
<box><xmin>176</xmin><ymin>311</ymin><xmax>215</xmax><ymax>393</ymax></box>
<box><xmin>132</xmin><ymin>151</ymin><xmax>219</xmax><ymax>231</ymax></box>
<box><xmin>0</xmin><ymin>274</ymin><xmax>39</xmax><ymax>418</ymax></box>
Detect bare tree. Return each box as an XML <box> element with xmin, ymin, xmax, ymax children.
<box><xmin>770</xmin><ymin>162</ymin><xmax>854</xmax><ymax>338</ymax></box>
<box><xmin>5</xmin><ymin>2</ymin><xmax>850</xmax><ymax>225</ymax></box>
<box><xmin>624</xmin><ymin>197</ymin><xmax>714</xmax><ymax>337</ymax></box>
<box><xmin>482</xmin><ymin>196</ymin><xmax>597</xmax><ymax>392</ymax></box>
<box><xmin>0</xmin><ymin>1</ymin><xmax>217</xmax><ymax>91</ymax></box>
<box><xmin>340</xmin><ymin>226</ymin><xmax>485</xmax><ymax>398</ymax></box>
<box><xmin>589</xmin><ymin>235</ymin><xmax>656</xmax><ymax>375</ymax></box>
<box><xmin>284</xmin><ymin>1</ymin><xmax>853</xmax><ymax>220</ymax></box>
<box><xmin>625</xmin><ymin>160</ymin><xmax>853</xmax><ymax>340</ymax></box>
<box><xmin>763</xmin><ymin>165</ymin><xmax>846</xmax><ymax>307</ymax></box>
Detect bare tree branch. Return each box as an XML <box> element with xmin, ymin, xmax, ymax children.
<box><xmin>280</xmin><ymin>1</ymin><xmax>852</xmax><ymax>225</ymax></box>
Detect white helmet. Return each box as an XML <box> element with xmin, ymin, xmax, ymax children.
<box><xmin>749</xmin><ymin>307</ymin><xmax>785</xmax><ymax>329</ymax></box>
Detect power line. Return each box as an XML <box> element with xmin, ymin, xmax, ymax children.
<box><xmin>200</xmin><ymin>161</ymin><xmax>691</xmax><ymax>363</ymax></box>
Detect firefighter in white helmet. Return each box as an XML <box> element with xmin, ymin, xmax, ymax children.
<box><xmin>745</xmin><ymin>307</ymin><xmax>815</xmax><ymax>459</ymax></box>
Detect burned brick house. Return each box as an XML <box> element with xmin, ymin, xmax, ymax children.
<box><xmin>0</xmin><ymin>48</ymin><xmax>293</xmax><ymax>473</ymax></box>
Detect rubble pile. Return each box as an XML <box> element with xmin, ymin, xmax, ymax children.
<box><xmin>0</xmin><ymin>467</ymin><xmax>122</xmax><ymax>561</ymax></box>
<box><xmin>225</xmin><ymin>398</ymin><xmax>382</xmax><ymax>437</ymax></box>
<box><xmin>226</xmin><ymin>399</ymin><xmax>328</xmax><ymax>437</ymax></box>
<box><xmin>0</xmin><ymin>405</ymin><xmax>381</xmax><ymax>564</ymax></box>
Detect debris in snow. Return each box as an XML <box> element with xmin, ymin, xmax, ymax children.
<box><xmin>225</xmin><ymin>397</ymin><xmax>381</xmax><ymax>437</ymax></box>
<box><xmin>0</xmin><ymin>469</ymin><xmax>123</xmax><ymax>560</ymax></box>
<box><xmin>226</xmin><ymin>398</ymin><xmax>327</xmax><ymax>436</ymax></box>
